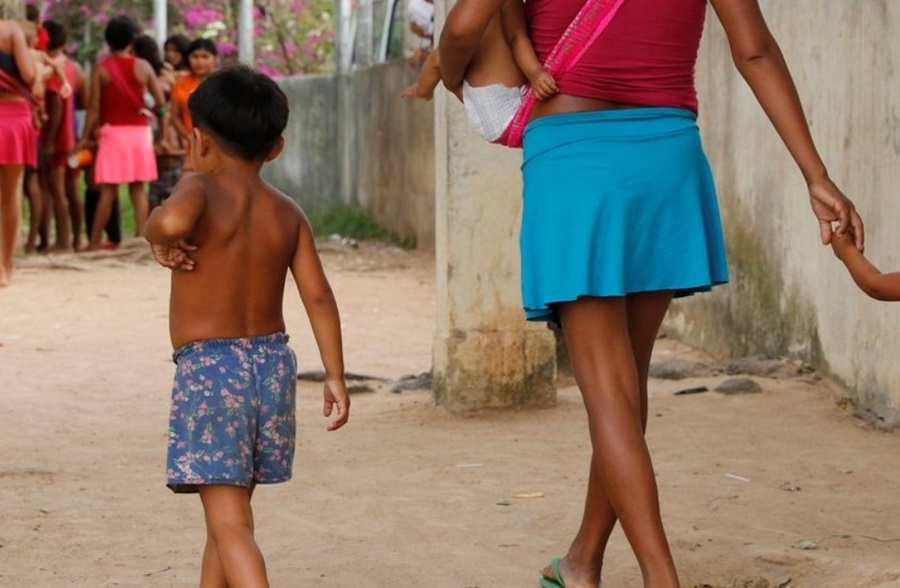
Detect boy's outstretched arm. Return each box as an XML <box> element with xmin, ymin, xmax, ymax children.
<box><xmin>144</xmin><ymin>174</ymin><xmax>205</xmax><ymax>271</ymax></box>
<box><xmin>832</xmin><ymin>232</ymin><xmax>900</xmax><ymax>301</ymax></box>
<box><xmin>500</xmin><ymin>0</ymin><xmax>557</xmax><ymax>100</ymax></box>
<box><xmin>290</xmin><ymin>215</ymin><xmax>350</xmax><ymax>431</ymax></box>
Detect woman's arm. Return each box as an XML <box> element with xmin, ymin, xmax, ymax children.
<box><xmin>169</xmin><ymin>82</ymin><xmax>190</xmax><ymax>142</ymax></box>
<box><xmin>438</xmin><ymin>0</ymin><xmax>507</xmax><ymax>89</ymax></box>
<box><xmin>10</xmin><ymin>23</ymin><xmax>36</xmax><ymax>86</ymax></box>
<box><xmin>710</xmin><ymin>0</ymin><xmax>863</xmax><ymax>249</ymax></box>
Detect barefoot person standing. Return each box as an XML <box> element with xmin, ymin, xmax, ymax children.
<box><xmin>0</xmin><ymin>0</ymin><xmax>37</xmax><ymax>287</ymax></box>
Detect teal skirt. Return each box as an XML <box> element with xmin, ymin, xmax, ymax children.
<box><xmin>520</xmin><ymin>107</ymin><xmax>728</xmax><ymax>322</ymax></box>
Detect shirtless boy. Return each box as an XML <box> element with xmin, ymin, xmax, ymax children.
<box><xmin>144</xmin><ymin>65</ymin><xmax>350</xmax><ymax>587</ymax></box>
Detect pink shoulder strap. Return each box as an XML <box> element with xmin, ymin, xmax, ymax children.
<box><xmin>496</xmin><ymin>0</ymin><xmax>628</xmax><ymax>148</ymax></box>
<box><xmin>0</xmin><ymin>67</ymin><xmax>39</xmax><ymax>106</ymax></box>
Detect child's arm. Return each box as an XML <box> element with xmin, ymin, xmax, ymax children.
<box><xmin>401</xmin><ymin>48</ymin><xmax>447</xmax><ymax>101</ymax></box>
<box><xmin>290</xmin><ymin>215</ymin><xmax>350</xmax><ymax>431</ymax></box>
<box><xmin>169</xmin><ymin>85</ymin><xmax>191</xmax><ymax>143</ymax></box>
<box><xmin>500</xmin><ymin>0</ymin><xmax>557</xmax><ymax>100</ymax></box>
<box><xmin>832</xmin><ymin>232</ymin><xmax>900</xmax><ymax>301</ymax></box>
<box><xmin>144</xmin><ymin>175</ymin><xmax>205</xmax><ymax>271</ymax></box>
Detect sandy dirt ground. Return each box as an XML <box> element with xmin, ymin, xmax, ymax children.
<box><xmin>1</xmin><ymin>239</ymin><xmax>900</xmax><ymax>588</ymax></box>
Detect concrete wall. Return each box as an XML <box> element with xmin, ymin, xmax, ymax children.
<box><xmin>667</xmin><ymin>2</ymin><xmax>900</xmax><ymax>425</ymax></box>
<box><xmin>264</xmin><ymin>61</ymin><xmax>436</xmax><ymax>249</ymax></box>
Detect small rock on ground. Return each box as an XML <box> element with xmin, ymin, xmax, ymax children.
<box><xmin>714</xmin><ymin>377</ymin><xmax>763</xmax><ymax>395</ymax></box>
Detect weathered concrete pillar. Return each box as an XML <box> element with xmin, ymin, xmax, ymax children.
<box><xmin>431</xmin><ymin>0</ymin><xmax>557</xmax><ymax>413</ymax></box>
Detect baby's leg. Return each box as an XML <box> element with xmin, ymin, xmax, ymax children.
<box><xmin>198</xmin><ymin>484</ymin><xmax>268</xmax><ymax>588</ymax></box>
<box><xmin>463</xmin><ymin>12</ymin><xmax>527</xmax><ymax>89</ymax></box>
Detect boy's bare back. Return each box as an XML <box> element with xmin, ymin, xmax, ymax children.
<box><xmin>163</xmin><ymin>171</ymin><xmax>310</xmax><ymax>348</ymax></box>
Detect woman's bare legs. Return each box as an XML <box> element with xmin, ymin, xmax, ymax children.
<box><xmin>64</xmin><ymin>172</ymin><xmax>84</xmax><ymax>250</ymax></box>
<box><xmin>544</xmin><ymin>292</ymin><xmax>678</xmax><ymax>588</ymax></box>
<box><xmin>87</xmin><ymin>184</ymin><xmax>118</xmax><ymax>250</ymax></box>
<box><xmin>0</xmin><ymin>164</ymin><xmax>25</xmax><ymax>286</ymax></box>
<box><xmin>22</xmin><ymin>167</ymin><xmax>42</xmax><ymax>254</ymax></box>
<box><xmin>128</xmin><ymin>181</ymin><xmax>149</xmax><ymax>237</ymax></box>
<box><xmin>198</xmin><ymin>484</ymin><xmax>268</xmax><ymax>588</ymax></box>
<box><xmin>47</xmin><ymin>166</ymin><xmax>72</xmax><ymax>252</ymax></box>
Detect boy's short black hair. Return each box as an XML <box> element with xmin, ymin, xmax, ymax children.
<box><xmin>42</xmin><ymin>19</ymin><xmax>66</xmax><ymax>51</ymax></box>
<box><xmin>187</xmin><ymin>37</ymin><xmax>218</xmax><ymax>57</ymax></box>
<box><xmin>104</xmin><ymin>15</ymin><xmax>137</xmax><ymax>51</ymax></box>
<box><xmin>188</xmin><ymin>65</ymin><xmax>288</xmax><ymax>162</ymax></box>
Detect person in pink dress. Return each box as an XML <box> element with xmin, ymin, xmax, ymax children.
<box><xmin>0</xmin><ymin>1</ymin><xmax>38</xmax><ymax>286</ymax></box>
<box><xmin>76</xmin><ymin>15</ymin><xmax>164</xmax><ymax>251</ymax></box>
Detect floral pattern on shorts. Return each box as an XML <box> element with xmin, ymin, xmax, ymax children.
<box><xmin>166</xmin><ymin>332</ymin><xmax>297</xmax><ymax>493</ymax></box>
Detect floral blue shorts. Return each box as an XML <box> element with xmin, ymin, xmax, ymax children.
<box><xmin>166</xmin><ymin>333</ymin><xmax>297</xmax><ymax>493</ymax></box>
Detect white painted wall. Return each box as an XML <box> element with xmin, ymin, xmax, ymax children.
<box><xmin>670</xmin><ymin>1</ymin><xmax>900</xmax><ymax>423</ymax></box>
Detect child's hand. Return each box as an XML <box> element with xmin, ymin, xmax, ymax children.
<box><xmin>150</xmin><ymin>239</ymin><xmax>197</xmax><ymax>271</ymax></box>
<box><xmin>400</xmin><ymin>83</ymin><xmax>433</xmax><ymax>101</ymax></box>
<box><xmin>831</xmin><ymin>230</ymin><xmax>857</xmax><ymax>262</ymax></box>
<box><xmin>529</xmin><ymin>70</ymin><xmax>558</xmax><ymax>101</ymax></box>
<box><xmin>323</xmin><ymin>378</ymin><xmax>350</xmax><ymax>431</ymax></box>
<box><xmin>58</xmin><ymin>81</ymin><xmax>72</xmax><ymax>100</ymax></box>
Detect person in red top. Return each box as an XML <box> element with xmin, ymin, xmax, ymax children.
<box><xmin>40</xmin><ymin>20</ymin><xmax>86</xmax><ymax>251</ymax></box>
<box><xmin>440</xmin><ymin>1</ymin><xmax>865</xmax><ymax>587</ymax></box>
<box><xmin>77</xmin><ymin>15</ymin><xmax>164</xmax><ymax>251</ymax></box>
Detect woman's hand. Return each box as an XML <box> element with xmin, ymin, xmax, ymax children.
<box><xmin>808</xmin><ymin>178</ymin><xmax>864</xmax><ymax>250</ymax></box>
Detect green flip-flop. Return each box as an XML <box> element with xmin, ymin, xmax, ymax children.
<box><xmin>539</xmin><ymin>557</ymin><xmax>566</xmax><ymax>588</ymax></box>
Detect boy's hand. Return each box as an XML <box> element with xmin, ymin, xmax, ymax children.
<box><xmin>400</xmin><ymin>83</ymin><xmax>433</xmax><ymax>101</ymax></box>
<box><xmin>831</xmin><ymin>230</ymin><xmax>857</xmax><ymax>262</ymax></box>
<box><xmin>529</xmin><ymin>70</ymin><xmax>558</xmax><ymax>101</ymax></box>
<box><xmin>323</xmin><ymin>378</ymin><xmax>350</xmax><ymax>431</ymax></box>
<box><xmin>150</xmin><ymin>239</ymin><xmax>197</xmax><ymax>271</ymax></box>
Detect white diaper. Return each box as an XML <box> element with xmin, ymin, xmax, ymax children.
<box><xmin>462</xmin><ymin>81</ymin><xmax>527</xmax><ymax>142</ymax></box>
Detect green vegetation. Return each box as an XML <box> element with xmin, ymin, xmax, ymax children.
<box><xmin>307</xmin><ymin>205</ymin><xmax>415</xmax><ymax>249</ymax></box>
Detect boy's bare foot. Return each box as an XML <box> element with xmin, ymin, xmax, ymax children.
<box><xmin>24</xmin><ymin>244</ymin><xmax>38</xmax><ymax>254</ymax></box>
<box><xmin>49</xmin><ymin>244</ymin><xmax>74</xmax><ymax>254</ymax></box>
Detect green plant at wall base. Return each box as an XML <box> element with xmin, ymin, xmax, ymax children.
<box><xmin>308</xmin><ymin>205</ymin><xmax>414</xmax><ymax>248</ymax></box>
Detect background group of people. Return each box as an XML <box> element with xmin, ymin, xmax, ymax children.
<box><xmin>0</xmin><ymin>1</ymin><xmax>221</xmax><ymax>287</ymax></box>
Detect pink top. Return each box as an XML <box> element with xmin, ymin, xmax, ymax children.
<box><xmin>525</xmin><ymin>0</ymin><xmax>707</xmax><ymax>112</ymax></box>
<box><xmin>99</xmin><ymin>55</ymin><xmax>148</xmax><ymax>126</ymax></box>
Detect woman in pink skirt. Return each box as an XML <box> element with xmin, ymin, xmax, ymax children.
<box><xmin>0</xmin><ymin>1</ymin><xmax>37</xmax><ymax>287</ymax></box>
<box><xmin>77</xmin><ymin>15</ymin><xmax>164</xmax><ymax>250</ymax></box>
